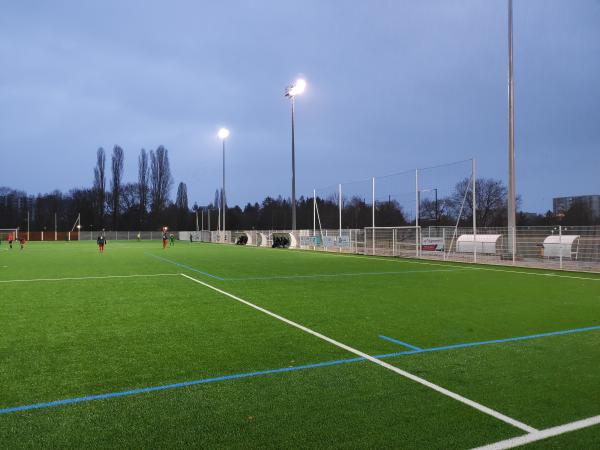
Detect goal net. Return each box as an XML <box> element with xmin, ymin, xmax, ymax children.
<box><xmin>0</xmin><ymin>228</ymin><xmax>19</xmax><ymax>244</ymax></box>
<box><xmin>364</xmin><ymin>226</ymin><xmax>421</xmax><ymax>257</ymax></box>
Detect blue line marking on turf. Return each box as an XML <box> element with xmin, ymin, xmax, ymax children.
<box><xmin>408</xmin><ymin>325</ymin><xmax>600</xmax><ymax>354</ymax></box>
<box><xmin>0</xmin><ymin>357</ymin><xmax>364</xmax><ymax>415</ymax></box>
<box><xmin>377</xmin><ymin>325</ymin><xmax>600</xmax><ymax>354</ymax></box>
<box><xmin>2</xmin><ymin>324</ymin><xmax>599</xmax><ymax>415</ymax></box>
<box><xmin>379</xmin><ymin>335</ymin><xmax>422</xmax><ymax>351</ymax></box>
<box><xmin>145</xmin><ymin>253</ymin><xmax>225</xmax><ymax>281</ymax></box>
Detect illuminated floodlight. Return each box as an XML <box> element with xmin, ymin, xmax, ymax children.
<box><xmin>285</xmin><ymin>78</ymin><xmax>307</xmax><ymax>97</ymax></box>
<box><xmin>218</xmin><ymin>128</ymin><xmax>230</xmax><ymax>140</ymax></box>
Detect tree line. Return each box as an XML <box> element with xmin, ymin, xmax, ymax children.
<box><xmin>1</xmin><ymin>152</ymin><xmax>597</xmax><ymax>232</ymax></box>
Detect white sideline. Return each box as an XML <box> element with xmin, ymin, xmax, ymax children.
<box><xmin>180</xmin><ymin>273</ymin><xmax>536</xmax><ymax>433</ymax></box>
<box><xmin>472</xmin><ymin>414</ymin><xmax>600</xmax><ymax>449</ymax></box>
<box><xmin>0</xmin><ymin>273</ymin><xmax>179</xmax><ymax>283</ymax></box>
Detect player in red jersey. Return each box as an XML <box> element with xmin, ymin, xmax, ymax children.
<box><xmin>97</xmin><ymin>235</ymin><xmax>106</xmax><ymax>253</ymax></box>
<box><xmin>19</xmin><ymin>237</ymin><xmax>26</xmax><ymax>250</ymax></box>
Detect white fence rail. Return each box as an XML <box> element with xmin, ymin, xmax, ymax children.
<box><xmin>184</xmin><ymin>226</ymin><xmax>600</xmax><ymax>273</ymax></box>
<box><xmin>79</xmin><ymin>226</ymin><xmax>600</xmax><ymax>273</ymax></box>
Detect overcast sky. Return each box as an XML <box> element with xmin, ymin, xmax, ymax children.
<box><xmin>1</xmin><ymin>0</ymin><xmax>599</xmax><ymax>213</ymax></box>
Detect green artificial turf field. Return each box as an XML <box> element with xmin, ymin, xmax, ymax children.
<box><xmin>1</xmin><ymin>240</ymin><xmax>599</xmax><ymax>449</ymax></box>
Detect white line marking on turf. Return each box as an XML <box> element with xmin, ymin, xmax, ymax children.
<box><xmin>0</xmin><ymin>273</ymin><xmax>179</xmax><ymax>283</ymax></box>
<box><xmin>180</xmin><ymin>273</ymin><xmax>537</xmax><ymax>433</ymax></box>
<box><xmin>472</xmin><ymin>414</ymin><xmax>600</xmax><ymax>450</ymax></box>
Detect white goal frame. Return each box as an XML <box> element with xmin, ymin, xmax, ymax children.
<box><xmin>364</xmin><ymin>226</ymin><xmax>421</xmax><ymax>258</ymax></box>
<box><xmin>0</xmin><ymin>228</ymin><xmax>19</xmax><ymax>243</ymax></box>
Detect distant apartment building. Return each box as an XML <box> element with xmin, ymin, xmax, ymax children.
<box><xmin>553</xmin><ymin>195</ymin><xmax>600</xmax><ymax>219</ymax></box>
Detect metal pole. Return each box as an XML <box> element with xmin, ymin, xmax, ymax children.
<box><xmin>54</xmin><ymin>212</ymin><xmax>57</xmax><ymax>241</ymax></box>
<box><xmin>434</xmin><ymin>188</ymin><xmax>438</xmax><ymax>225</ymax></box>
<box><xmin>472</xmin><ymin>158</ymin><xmax>477</xmax><ymax>263</ymax></box>
<box><xmin>338</xmin><ymin>184</ymin><xmax>342</xmax><ymax>236</ymax></box>
<box><xmin>196</xmin><ymin>210</ymin><xmax>199</xmax><ymax>232</ymax></box>
<box><xmin>507</xmin><ymin>0</ymin><xmax>517</xmax><ymax>259</ymax></box>
<box><xmin>559</xmin><ymin>225</ymin><xmax>563</xmax><ymax>270</ymax></box>
<box><xmin>291</xmin><ymin>96</ymin><xmax>297</xmax><ymax>231</ymax></box>
<box><xmin>313</xmin><ymin>189</ymin><xmax>316</xmax><ymax>236</ymax></box>
<box><xmin>371</xmin><ymin>177</ymin><xmax>375</xmax><ymax>255</ymax></box>
<box><xmin>415</xmin><ymin>168</ymin><xmax>419</xmax><ymax>257</ymax></box>
<box><xmin>27</xmin><ymin>211</ymin><xmax>30</xmax><ymax>241</ymax></box>
<box><xmin>222</xmin><ymin>139</ymin><xmax>226</xmax><ymax>235</ymax></box>
<box><xmin>208</xmin><ymin>209</ymin><xmax>211</xmax><ymax>232</ymax></box>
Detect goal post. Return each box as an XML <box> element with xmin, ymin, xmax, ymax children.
<box><xmin>0</xmin><ymin>228</ymin><xmax>19</xmax><ymax>244</ymax></box>
<box><xmin>364</xmin><ymin>226</ymin><xmax>421</xmax><ymax>258</ymax></box>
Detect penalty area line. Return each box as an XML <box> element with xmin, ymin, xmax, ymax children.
<box><xmin>0</xmin><ymin>273</ymin><xmax>180</xmax><ymax>284</ymax></box>
<box><xmin>472</xmin><ymin>414</ymin><xmax>600</xmax><ymax>450</ymax></box>
<box><xmin>180</xmin><ymin>273</ymin><xmax>536</xmax><ymax>433</ymax></box>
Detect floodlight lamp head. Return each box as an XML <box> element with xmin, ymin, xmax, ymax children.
<box><xmin>285</xmin><ymin>78</ymin><xmax>307</xmax><ymax>97</ymax></box>
<box><xmin>218</xmin><ymin>128</ymin><xmax>230</xmax><ymax>140</ymax></box>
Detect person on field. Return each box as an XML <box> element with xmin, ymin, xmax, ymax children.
<box><xmin>8</xmin><ymin>233</ymin><xmax>14</xmax><ymax>249</ymax></box>
<box><xmin>97</xmin><ymin>235</ymin><xmax>106</xmax><ymax>253</ymax></box>
<box><xmin>169</xmin><ymin>233</ymin><xmax>175</xmax><ymax>246</ymax></box>
<box><xmin>136</xmin><ymin>232</ymin><xmax>141</xmax><ymax>241</ymax></box>
<box><xmin>162</xmin><ymin>230</ymin><xmax>168</xmax><ymax>249</ymax></box>
<box><xmin>19</xmin><ymin>237</ymin><xmax>26</xmax><ymax>250</ymax></box>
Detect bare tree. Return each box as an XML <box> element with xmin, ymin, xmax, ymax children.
<box><xmin>176</xmin><ymin>182</ymin><xmax>189</xmax><ymax>229</ymax></box>
<box><xmin>93</xmin><ymin>147</ymin><xmax>106</xmax><ymax>226</ymax></box>
<box><xmin>110</xmin><ymin>145</ymin><xmax>125</xmax><ymax>229</ymax></box>
<box><xmin>137</xmin><ymin>149</ymin><xmax>150</xmax><ymax>227</ymax></box>
<box><xmin>213</xmin><ymin>189</ymin><xmax>220</xmax><ymax>209</ymax></box>
<box><xmin>149</xmin><ymin>146</ymin><xmax>173</xmax><ymax>217</ymax></box>
<box><xmin>175</xmin><ymin>182</ymin><xmax>188</xmax><ymax>211</ymax></box>
<box><xmin>451</xmin><ymin>177</ymin><xmax>509</xmax><ymax>227</ymax></box>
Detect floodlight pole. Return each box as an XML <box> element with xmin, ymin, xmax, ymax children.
<box><xmin>222</xmin><ymin>137</ymin><xmax>226</xmax><ymax>236</ymax></box>
<box><xmin>507</xmin><ymin>0</ymin><xmax>517</xmax><ymax>262</ymax></box>
<box><xmin>291</xmin><ymin>96</ymin><xmax>297</xmax><ymax>231</ymax></box>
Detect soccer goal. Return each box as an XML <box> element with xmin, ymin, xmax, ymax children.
<box><xmin>363</xmin><ymin>226</ymin><xmax>421</xmax><ymax>258</ymax></box>
<box><xmin>0</xmin><ymin>228</ymin><xmax>19</xmax><ymax>244</ymax></box>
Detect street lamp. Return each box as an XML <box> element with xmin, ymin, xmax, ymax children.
<box><xmin>218</xmin><ymin>128</ymin><xmax>230</xmax><ymax>236</ymax></box>
<box><xmin>285</xmin><ymin>78</ymin><xmax>306</xmax><ymax>231</ymax></box>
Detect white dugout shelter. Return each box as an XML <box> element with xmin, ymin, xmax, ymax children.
<box><xmin>456</xmin><ymin>234</ymin><xmax>502</xmax><ymax>255</ymax></box>
<box><xmin>542</xmin><ymin>235</ymin><xmax>580</xmax><ymax>260</ymax></box>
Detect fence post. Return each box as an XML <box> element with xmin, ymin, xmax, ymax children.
<box><xmin>512</xmin><ymin>226</ymin><xmax>516</xmax><ymax>265</ymax></box>
<box><xmin>443</xmin><ymin>228</ymin><xmax>446</xmax><ymax>261</ymax></box>
<box><xmin>392</xmin><ymin>228</ymin><xmax>396</xmax><ymax>257</ymax></box>
<box><xmin>559</xmin><ymin>225</ymin><xmax>563</xmax><ymax>270</ymax></box>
